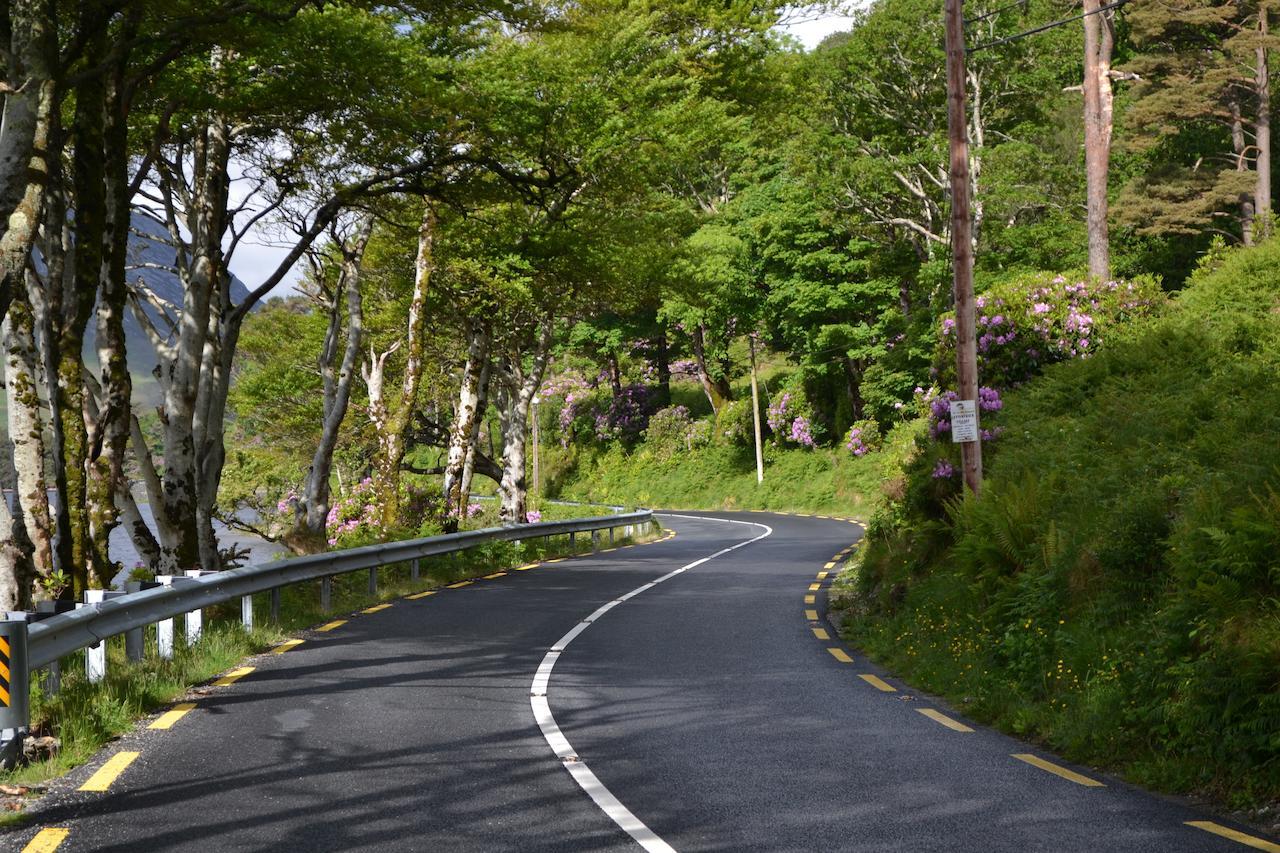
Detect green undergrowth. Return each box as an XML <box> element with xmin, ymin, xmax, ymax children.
<box><xmin>2</xmin><ymin>520</ymin><xmax>658</xmax><ymax>792</ymax></box>
<box><xmin>834</xmin><ymin>240</ymin><xmax>1280</xmax><ymax>812</ymax></box>
<box><xmin>547</xmin><ymin>422</ymin><xmax>918</xmax><ymax>518</ymax></box>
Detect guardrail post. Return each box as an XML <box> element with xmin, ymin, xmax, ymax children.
<box><xmin>410</xmin><ymin>558</ymin><xmax>419</xmax><ymax>581</ymax></box>
<box><xmin>184</xmin><ymin>570</ymin><xmax>214</xmax><ymax>645</ymax></box>
<box><xmin>320</xmin><ymin>577</ymin><xmax>331</xmax><ymax>612</ymax></box>
<box><xmin>241</xmin><ymin>594</ymin><xmax>253</xmax><ymax>632</ymax></box>
<box><xmin>44</xmin><ymin>661</ymin><xmax>60</xmax><ymax>697</ymax></box>
<box><xmin>82</xmin><ymin>590</ymin><xmax>125</xmax><ymax>683</ymax></box>
<box><xmin>0</xmin><ymin>614</ymin><xmax>30</xmax><ymax>770</ymax></box>
<box><xmin>368</xmin><ymin>567</ymin><xmax>377</xmax><ymax>596</ymax></box>
<box><xmin>270</xmin><ymin>588</ymin><xmax>281</xmax><ymax>622</ymax></box>
<box><xmin>569</xmin><ymin>531</ymin><xmax>576</xmax><ymax>551</ymax></box>
<box><xmin>624</xmin><ymin>524</ymin><xmax>633</xmax><ymax>539</ymax></box>
<box><xmin>609</xmin><ymin>527</ymin><xmax>615</xmax><ymax>546</ymax></box>
<box><xmin>591</xmin><ymin>530</ymin><xmax>599</xmax><ymax>553</ymax></box>
<box><xmin>155</xmin><ymin>575</ymin><xmax>179</xmax><ymax>658</ymax></box>
<box><xmin>123</xmin><ymin>580</ymin><xmax>159</xmax><ymax>661</ymax></box>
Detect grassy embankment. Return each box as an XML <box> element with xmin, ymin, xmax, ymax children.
<box><xmin>0</xmin><ymin>501</ymin><xmax>652</xmax><ymax>805</ymax></box>
<box><xmin>547</xmin><ymin>371</ymin><xmax>907</xmax><ymax>517</ymax></box>
<box><xmin>834</xmin><ymin>242</ymin><xmax>1280</xmax><ymax>813</ymax></box>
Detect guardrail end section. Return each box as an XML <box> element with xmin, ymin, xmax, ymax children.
<box><xmin>0</xmin><ymin>615</ymin><xmax>30</xmax><ymax>766</ymax></box>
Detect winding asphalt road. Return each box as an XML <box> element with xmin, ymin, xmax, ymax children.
<box><xmin>7</xmin><ymin>511</ymin><xmax>1275</xmax><ymax>852</ymax></box>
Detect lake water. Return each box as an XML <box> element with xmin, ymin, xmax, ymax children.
<box><xmin>9</xmin><ymin>490</ymin><xmax>289</xmax><ymax>585</ymax></box>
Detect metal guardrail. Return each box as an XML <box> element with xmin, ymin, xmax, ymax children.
<box><xmin>0</xmin><ymin>510</ymin><xmax>653</xmax><ymax>761</ymax></box>
<box><xmin>23</xmin><ymin>510</ymin><xmax>652</xmax><ymax>670</ymax></box>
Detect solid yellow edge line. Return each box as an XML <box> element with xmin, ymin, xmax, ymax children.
<box><xmin>1185</xmin><ymin>822</ymin><xmax>1280</xmax><ymax>852</ymax></box>
<box><xmin>545</xmin><ymin>558</ymin><xmax>566</xmax><ymax>563</ymax></box>
<box><xmin>361</xmin><ymin>603</ymin><xmax>392</xmax><ymax>614</ymax></box>
<box><xmin>22</xmin><ymin>827</ymin><xmax>70</xmax><ymax>853</ymax></box>
<box><xmin>271</xmin><ymin>638</ymin><xmax>304</xmax><ymax>654</ymax></box>
<box><xmin>514</xmin><ymin>563</ymin><xmax>540</xmax><ymax>571</ymax></box>
<box><xmin>317</xmin><ymin>620</ymin><xmax>347</xmax><ymax>632</ymax></box>
<box><xmin>79</xmin><ymin>751</ymin><xmax>140</xmax><ymax>792</ymax></box>
<box><xmin>858</xmin><ymin>674</ymin><xmax>897</xmax><ymax>692</ymax></box>
<box><xmin>917</xmin><ymin>708</ymin><xmax>974</xmax><ymax>733</ymax></box>
<box><xmin>406</xmin><ymin>590</ymin><xmax>436</xmax><ymax>600</ymax></box>
<box><xmin>827</xmin><ymin>648</ymin><xmax>853</xmax><ymax>663</ymax></box>
<box><xmin>483</xmin><ymin>572</ymin><xmax>507</xmax><ymax>579</ymax></box>
<box><xmin>805</xmin><ymin>609</ymin><xmax>819</xmax><ymax>620</ymax></box>
<box><xmin>446</xmin><ymin>581</ymin><xmax>473</xmax><ymax>589</ymax></box>
<box><xmin>212</xmin><ymin>666</ymin><xmax>254</xmax><ymax>687</ymax></box>
<box><xmin>812</xmin><ymin>628</ymin><xmax>830</xmax><ymax>640</ymax></box>
<box><xmin>1012</xmin><ymin>753</ymin><xmax>1105</xmax><ymax>787</ymax></box>
<box><xmin>149</xmin><ymin>703</ymin><xmax>197</xmax><ymax>731</ymax></box>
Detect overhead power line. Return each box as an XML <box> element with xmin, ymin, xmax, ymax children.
<box><xmin>968</xmin><ymin>0</ymin><xmax>1130</xmax><ymax>53</ymax></box>
<box><xmin>964</xmin><ymin>0</ymin><xmax>1030</xmax><ymax>28</ymax></box>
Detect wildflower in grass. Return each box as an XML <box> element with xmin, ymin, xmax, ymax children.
<box><xmin>526</xmin><ymin>509</ymin><xmax>542</xmax><ymax>523</ymax></box>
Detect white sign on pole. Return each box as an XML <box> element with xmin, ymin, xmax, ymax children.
<box><xmin>949</xmin><ymin>399</ymin><xmax>979</xmax><ymax>443</ymax></box>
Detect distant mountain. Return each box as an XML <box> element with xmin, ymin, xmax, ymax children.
<box><xmin>84</xmin><ymin>211</ymin><xmax>253</xmax><ymax>405</ymax></box>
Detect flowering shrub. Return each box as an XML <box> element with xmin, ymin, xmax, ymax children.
<box><xmin>593</xmin><ymin>383</ymin><xmax>657</xmax><ymax>444</ymax></box>
<box><xmin>718</xmin><ymin>399</ymin><xmax>755</xmax><ymax>447</ymax></box>
<box><xmin>938</xmin><ymin>273</ymin><xmax>1163</xmax><ymax>389</ymax></box>
<box><xmin>325</xmin><ymin>477</ymin><xmax>386</xmax><ymax>546</ymax></box>
<box><xmin>845</xmin><ymin>419</ymin><xmax>882</xmax><ymax>457</ymax></box>
<box><xmin>526</xmin><ymin>509</ymin><xmax>542</xmax><ymax>523</ymax></box>
<box><xmin>766</xmin><ymin>388</ymin><xmax>820</xmax><ymax>449</ymax></box>
<box><xmin>645</xmin><ymin>405</ymin><xmax>696</xmax><ymax>455</ymax></box>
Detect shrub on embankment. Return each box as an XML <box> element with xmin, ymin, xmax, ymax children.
<box><xmin>834</xmin><ymin>241</ymin><xmax>1280</xmax><ymax>809</ymax></box>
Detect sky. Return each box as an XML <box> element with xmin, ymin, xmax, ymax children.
<box><xmin>224</xmin><ymin>8</ymin><xmax>861</xmax><ymax>298</ymax></box>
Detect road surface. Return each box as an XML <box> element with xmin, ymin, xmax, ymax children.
<box><xmin>8</xmin><ymin>511</ymin><xmax>1272</xmax><ymax>852</ymax></box>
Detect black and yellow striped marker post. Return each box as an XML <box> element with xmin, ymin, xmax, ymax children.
<box><xmin>0</xmin><ymin>616</ymin><xmax>31</xmax><ymax>769</ymax></box>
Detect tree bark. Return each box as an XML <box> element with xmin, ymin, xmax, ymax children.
<box><xmin>458</xmin><ymin>355</ymin><xmax>491</xmax><ymax>507</ymax></box>
<box><xmin>0</xmin><ymin>0</ymin><xmax>56</xmax><ymax>327</ymax></box>
<box><xmin>1083</xmin><ymin>0</ymin><xmax>1115</xmax><ymax>278</ymax></box>
<box><xmin>364</xmin><ymin>202</ymin><xmax>434</xmax><ymax>531</ymax></box>
<box><xmin>1233</xmin><ymin>100</ymin><xmax>1257</xmax><ymax>245</ymax></box>
<box><xmin>1258</xmin><ymin>3</ymin><xmax>1272</xmax><ymax>237</ymax></box>
<box><xmin>690</xmin><ymin>323</ymin><xmax>731</xmax><ymax>415</ymax></box>
<box><xmin>293</xmin><ymin>217</ymin><xmax>372</xmax><ymax>550</ymax></box>
<box><xmin>498</xmin><ymin>327</ymin><xmax>553</xmax><ymax>525</ymax></box>
<box><xmin>442</xmin><ymin>322</ymin><xmax>490</xmax><ymax>530</ymax></box>
<box><xmin>3</xmin><ymin>287</ymin><xmax>52</xmax><ymax>587</ymax></box>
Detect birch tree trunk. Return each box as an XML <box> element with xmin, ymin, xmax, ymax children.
<box><xmin>364</xmin><ymin>203</ymin><xmax>434</xmax><ymax>530</ymax></box>
<box><xmin>1083</xmin><ymin>0</ymin><xmax>1115</xmax><ymax>278</ymax></box>
<box><xmin>3</xmin><ymin>288</ymin><xmax>52</xmax><ymax>587</ymax></box>
<box><xmin>291</xmin><ymin>218</ymin><xmax>372</xmax><ymax>550</ymax></box>
<box><xmin>86</xmin><ymin>68</ymin><xmax>134</xmax><ymax>587</ymax></box>
<box><xmin>458</xmin><ymin>356</ymin><xmax>492</xmax><ymax>507</ymax></box>
<box><xmin>0</xmin><ymin>0</ymin><xmax>56</xmax><ymax>325</ymax></box>
<box><xmin>498</xmin><ymin>328</ymin><xmax>552</xmax><ymax>525</ymax></box>
<box><xmin>442</xmin><ymin>322</ymin><xmax>489</xmax><ymax>530</ymax></box>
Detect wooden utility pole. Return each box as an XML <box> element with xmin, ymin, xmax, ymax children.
<box><xmin>1082</xmin><ymin>0</ymin><xmax>1115</xmax><ymax>279</ymax></box>
<box><xmin>531</xmin><ymin>396</ymin><xmax>540</xmax><ymax>497</ymax></box>
<box><xmin>944</xmin><ymin>0</ymin><xmax>983</xmax><ymax>495</ymax></box>
<box><xmin>749</xmin><ymin>334</ymin><xmax>764</xmax><ymax>485</ymax></box>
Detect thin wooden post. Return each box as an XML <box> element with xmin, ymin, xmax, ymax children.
<box><xmin>944</xmin><ymin>0</ymin><xmax>983</xmax><ymax>495</ymax></box>
<box><xmin>749</xmin><ymin>334</ymin><xmax>764</xmax><ymax>485</ymax></box>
